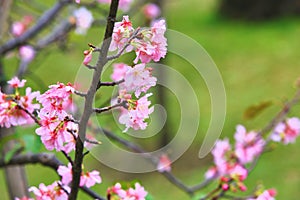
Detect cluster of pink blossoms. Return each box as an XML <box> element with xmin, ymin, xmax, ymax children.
<box><xmin>0</xmin><ymin>77</ymin><xmax>40</xmax><ymax>128</ymax></box>
<box><xmin>28</xmin><ymin>181</ymin><xmax>69</xmax><ymax>200</ymax></box>
<box><xmin>107</xmin><ymin>182</ymin><xmax>148</xmax><ymax>200</ymax></box>
<box><xmin>35</xmin><ymin>82</ymin><xmax>78</xmax><ymax>153</ymax></box>
<box><xmin>271</xmin><ymin>117</ymin><xmax>300</xmax><ymax>144</ymax></box>
<box><xmin>110</xmin><ymin>15</ymin><xmax>167</xmax><ymax>64</ymax></box>
<box><xmin>73</xmin><ymin>7</ymin><xmax>94</xmax><ymax>35</ymax></box>
<box><xmin>57</xmin><ymin>163</ymin><xmax>102</xmax><ymax>188</ymax></box>
<box><xmin>206</xmin><ymin>125</ymin><xmax>265</xmax><ymax>192</ymax></box>
<box><xmin>111</xmin><ymin>63</ymin><xmax>156</xmax><ymax>132</ymax></box>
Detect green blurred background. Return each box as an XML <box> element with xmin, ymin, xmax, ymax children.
<box><xmin>1</xmin><ymin>0</ymin><xmax>300</xmax><ymax>199</ymax></box>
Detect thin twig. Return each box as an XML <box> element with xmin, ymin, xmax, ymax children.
<box><xmin>61</xmin><ymin>150</ymin><xmax>74</xmax><ymax>166</ymax></box>
<box><xmin>93</xmin><ymin>102</ymin><xmax>125</xmax><ymax>114</ymax></box>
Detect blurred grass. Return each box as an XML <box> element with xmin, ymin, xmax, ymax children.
<box><xmin>1</xmin><ymin>0</ymin><xmax>300</xmax><ymax>199</ymax></box>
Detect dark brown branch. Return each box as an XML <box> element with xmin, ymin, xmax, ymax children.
<box><xmin>93</xmin><ymin>102</ymin><xmax>125</xmax><ymax>114</ymax></box>
<box><xmin>69</xmin><ymin>0</ymin><xmax>120</xmax><ymax>199</ymax></box>
<box><xmin>97</xmin><ymin>79</ymin><xmax>124</xmax><ymax>89</ymax></box>
<box><xmin>0</xmin><ymin>0</ymin><xmax>72</xmax><ymax>55</ymax></box>
<box><xmin>0</xmin><ymin>153</ymin><xmax>105</xmax><ymax>200</ymax></box>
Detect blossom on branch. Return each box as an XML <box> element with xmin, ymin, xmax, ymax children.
<box><xmin>0</xmin><ymin>78</ymin><xmax>40</xmax><ymax>128</ymax></box>
<box><xmin>107</xmin><ymin>182</ymin><xmax>148</xmax><ymax>200</ymax></box>
<box><xmin>119</xmin><ymin>93</ymin><xmax>154</xmax><ymax>132</ymax></box>
<box><xmin>271</xmin><ymin>117</ymin><xmax>300</xmax><ymax>144</ymax></box>
<box><xmin>29</xmin><ymin>181</ymin><xmax>70</xmax><ymax>200</ymax></box>
<box><xmin>19</xmin><ymin>45</ymin><xmax>35</xmax><ymax>62</ymax></box>
<box><xmin>248</xmin><ymin>188</ymin><xmax>277</xmax><ymax>200</ymax></box>
<box><xmin>157</xmin><ymin>154</ymin><xmax>172</xmax><ymax>172</ymax></box>
<box><xmin>57</xmin><ymin>163</ymin><xmax>102</xmax><ymax>188</ymax></box>
<box><xmin>234</xmin><ymin>125</ymin><xmax>265</xmax><ymax>164</ymax></box>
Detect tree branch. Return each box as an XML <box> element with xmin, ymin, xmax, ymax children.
<box><xmin>0</xmin><ymin>0</ymin><xmax>72</xmax><ymax>55</ymax></box>
<box><xmin>0</xmin><ymin>153</ymin><xmax>105</xmax><ymax>200</ymax></box>
<box><xmin>69</xmin><ymin>0</ymin><xmax>120</xmax><ymax>199</ymax></box>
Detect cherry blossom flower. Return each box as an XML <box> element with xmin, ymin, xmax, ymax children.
<box><xmin>98</xmin><ymin>0</ymin><xmax>133</xmax><ymax>12</ymax></box>
<box><xmin>204</xmin><ymin>166</ymin><xmax>218</xmax><ymax>180</ymax></box>
<box><xmin>107</xmin><ymin>182</ymin><xmax>148</xmax><ymax>200</ymax></box>
<box><xmin>19</xmin><ymin>45</ymin><xmax>35</xmax><ymax>62</ymax></box>
<box><xmin>133</xmin><ymin>19</ymin><xmax>167</xmax><ymax>64</ymax></box>
<box><xmin>110</xmin><ymin>16</ymin><xmax>134</xmax><ymax>52</ymax></box>
<box><xmin>212</xmin><ymin>139</ymin><xmax>232</xmax><ymax>175</ymax></box>
<box><xmin>248</xmin><ymin>189</ymin><xmax>277</xmax><ymax>200</ymax></box>
<box><xmin>58</xmin><ymin>163</ymin><xmax>101</xmax><ymax>188</ymax></box>
<box><xmin>111</xmin><ymin>63</ymin><xmax>129</xmax><ymax>81</ymax></box>
<box><xmin>234</xmin><ymin>125</ymin><xmax>265</xmax><ymax>164</ymax></box>
<box><xmin>8</xmin><ymin>77</ymin><xmax>26</xmax><ymax>88</ymax></box>
<box><xmin>29</xmin><ymin>181</ymin><xmax>69</xmax><ymax>200</ymax></box>
<box><xmin>0</xmin><ymin>79</ymin><xmax>40</xmax><ymax>128</ymax></box>
<box><xmin>73</xmin><ymin>7</ymin><xmax>94</xmax><ymax>35</ymax></box>
<box><xmin>75</xmin><ymin>0</ymin><xmax>80</xmax><ymax>3</ymax></box>
<box><xmin>142</xmin><ymin>3</ymin><xmax>161</xmax><ymax>20</ymax></box>
<box><xmin>119</xmin><ymin>93</ymin><xmax>154</xmax><ymax>132</ymax></box>
<box><xmin>80</xmin><ymin>170</ymin><xmax>102</xmax><ymax>188</ymax></box>
<box><xmin>107</xmin><ymin>183</ymin><xmax>127</xmax><ymax>198</ymax></box>
<box><xmin>121</xmin><ymin>63</ymin><xmax>157</xmax><ymax>97</ymax></box>
<box><xmin>271</xmin><ymin>117</ymin><xmax>300</xmax><ymax>144</ymax></box>
<box><xmin>157</xmin><ymin>154</ymin><xmax>172</xmax><ymax>172</ymax></box>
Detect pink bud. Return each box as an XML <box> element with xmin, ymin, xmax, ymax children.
<box><xmin>222</xmin><ymin>183</ymin><xmax>229</xmax><ymax>191</ymax></box>
<box><xmin>83</xmin><ymin>53</ymin><xmax>92</xmax><ymax>66</ymax></box>
<box><xmin>12</xmin><ymin>22</ymin><xmax>25</xmax><ymax>37</ymax></box>
<box><xmin>268</xmin><ymin>189</ymin><xmax>277</xmax><ymax>197</ymax></box>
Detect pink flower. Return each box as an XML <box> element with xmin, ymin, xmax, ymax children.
<box><xmin>143</xmin><ymin>3</ymin><xmax>161</xmax><ymax>19</ymax></box>
<box><xmin>83</xmin><ymin>50</ymin><xmax>93</xmax><ymax>66</ymax></box>
<box><xmin>121</xmin><ymin>63</ymin><xmax>157</xmax><ymax>97</ymax></box>
<box><xmin>73</xmin><ymin>7</ymin><xmax>93</xmax><ymax>35</ymax></box>
<box><xmin>110</xmin><ymin>16</ymin><xmax>134</xmax><ymax>52</ymax></box>
<box><xmin>271</xmin><ymin>117</ymin><xmax>300</xmax><ymax>144</ymax></box>
<box><xmin>157</xmin><ymin>154</ymin><xmax>172</xmax><ymax>172</ymax></box>
<box><xmin>119</xmin><ymin>93</ymin><xmax>154</xmax><ymax>132</ymax></box>
<box><xmin>58</xmin><ymin>163</ymin><xmax>101</xmax><ymax>188</ymax></box>
<box><xmin>7</xmin><ymin>77</ymin><xmax>26</xmax><ymax>88</ymax></box>
<box><xmin>98</xmin><ymin>0</ymin><xmax>133</xmax><ymax>12</ymax></box>
<box><xmin>133</xmin><ymin>19</ymin><xmax>167</xmax><ymax>64</ymax></box>
<box><xmin>111</xmin><ymin>63</ymin><xmax>129</xmax><ymax>81</ymax></box>
<box><xmin>248</xmin><ymin>189</ymin><xmax>277</xmax><ymax>200</ymax></box>
<box><xmin>212</xmin><ymin>139</ymin><xmax>232</xmax><ymax>175</ymax></box>
<box><xmin>75</xmin><ymin>0</ymin><xmax>80</xmax><ymax>3</ymax></box>
<box><xmin>57</xmin><ymin>163</ymin><xmax>73</xmax><ymax>185</ymax></box>
<box><xmin>29</xmin><ymin>181</ymin><xmax>69</xmax><ymax>200</ymax></box>
<box><xmin>127</xmin><ymin>183</ymin><xmax>148</xmax><ymax>200</ymax></box>
<box><xmin>107</xmin><ymin>183</ymin><xmax>127</xmax><ymax>198</ymax></box>
<box><xmin>234</xmin><ymin>125</ymin><xmax>265</xmax><ymax>164</ymax></box>
<box><xmin>19</xmin><ymin>45</ymin><xmax>35</xmax><ymax>62</ymax></box>
<box><xmin>229</xmin><ymin>164</ymin><xmax>248</xmax><ymax>181</ymax></box>
<box><xmin>80</xmin><ymin>170</ymin><xmax>102</xmax><ymax>188</ymax></box>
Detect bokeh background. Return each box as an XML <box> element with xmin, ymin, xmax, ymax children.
<box><xmin>1</xmin><ymin>0</ymin><xmax>300</xmax><ymax>199</ymax></box>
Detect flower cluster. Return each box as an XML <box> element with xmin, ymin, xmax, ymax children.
<box><xmin>248</xmin><ymin>189</ymin><xmax>277</xmax><ymax>200</ymax></box>
<box><xmin>0</xmin><ymin>77</ymin><xmax>40</xmax><ymax>128</ymax></box>
<box><xmin>271</xmin><ymin>117</ymin><xmax>300</xmax><ymax>144</ymax></box>
<box><xmin>205</xmin><ymin>125</ymin><xmax>265</xmax><ymax>192</ymax></box>
<box><xmin>28</xmin><ymin>181</ymin><xmax>69</xmax><ymax>200</ymax></box>
<box><xmin>35</xmin><ymin>82</ymin><xmax>78</xmax><ymax>152</ymax></box>
<box><xmin>107</xmin><ymin>182</ymin><xmax>148</xmax><ymax>200</ymax></box>
<box><xmin>57</xmin><ymin>163</ymin><xmax>102</xmax><ymax>188</ymax></box>
<box><xmin>110</xmin><ymin>16</ymin><xmax>167</xmax><ymax>64</ymax></box>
